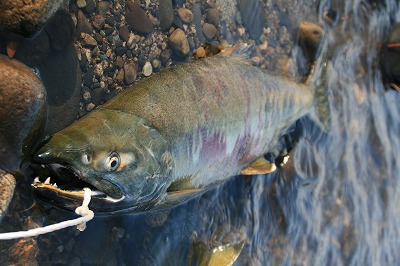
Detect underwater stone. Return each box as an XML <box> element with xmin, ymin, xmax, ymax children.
<box><xmin>125</xmin><ymin>1</ymin><xmax>154</xmax><ymax>35</ymax></box>
<box><xmin>238</xmin><ymin>0</ymin><xmax>265</xmax><ymax>40</ymax></box>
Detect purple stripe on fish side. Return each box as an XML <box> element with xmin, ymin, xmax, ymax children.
<box><xmin>198</xmin><ymin>128</ymin><xmax>227</xmax><ymax>163</ymax></box>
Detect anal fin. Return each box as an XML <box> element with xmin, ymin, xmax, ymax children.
<box><xmin>240</xmin><ymin>157</ymin><xmax>277</xmax><ymax>175</ymax></box>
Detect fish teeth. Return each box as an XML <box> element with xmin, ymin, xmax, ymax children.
<box><xmin>53</xmin><ymin>183</ymin><xmax>58</xmax><ymax>188</ymax></box>
<box><xmin>44</xmin><ymin>177</ymin><xmax>51</xmax><ymax>185</ymax></box>
<box><xmin>34</xmin><ymin>177</ymin><xmax>40</xmax><ymax>183</ymax></box>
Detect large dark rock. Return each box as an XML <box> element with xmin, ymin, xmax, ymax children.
<box><xmin>0</xmin><ymin>56</ymin><xmax>47</xmax><ymax>172</ymax></box>
<box><xmin>14</xmin><ymin>30</ymin><xmax>51</xmax><ymax>67</ymax></box>
<box><xmin>38</xmin><ymin>44</ymin><xmax>81</xmax><ymax>135</ymax></box>
<box><xmin>238</xmin><ymin>0</ymin><xmax>265</xmax><ymax>40</ymax></box>
<box><xmin>45</xmin><ymin>10</ymin><xmax>75</xmax><ymax>51</ymax></box>
<box><xmin>125</xmin><ymin>1</ymin><xmax>153</xmax><ymax>35</ymax></box>
<box><xmin>159</xmin><ymin>0</ymin><xmax>174</xmax><ymax>31</ymax></box>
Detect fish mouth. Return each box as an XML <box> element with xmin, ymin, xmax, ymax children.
<box><xmin>31</xmin><ymin>164</ymin><xmax>125</xmax><ymax>212</ymax></box>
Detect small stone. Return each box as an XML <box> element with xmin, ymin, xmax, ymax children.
<box><xmin>152</xmin><ymin>59</ymin><xmax>161</xmax><ymax>69</ymax></box>
<box><xmin>142</xmin><ymin>61</ymin><xmax>153</xmax><ymax>77</ymax></box>
<box><xmin>93</xmin><ymin>32</ymin><xmax>103</xmax><ymax>43</ymax></box>
<box><xmin>84</xmin><ymin>67</ymin><xmax>94</xmax><ymax>86</ymax></box>
<box><xmin>196</xmin><ymin>47</ymin><xmax>206</xmax><ymax>58</ymax></box>
<box><xmin>81</xmin><ymin>33</ymin><xmax>97</xmax><ymax>46</ymax></box>
<box><xmin>86</xmin><ymin>102</ymin><xmax>95</xmax><ymax>112</ymax></box>
<box><xmin>92</xmin><ymin>15</ymin><xmax>105</xmax><ymax>30</ymax></box>
<box><xmin>160</xmin><ymin>49</ymin><xmax>171</xmax><ymax>65</ymax></box>
<box><xmin>206</xmin><ymin>9</ymin><xmax>220</xmax><ymax>28</ymax></box>
<box><xmin>115</xmin><ymin>46</ymin><xmax>127</xmax><ymax>56</ymax></box>
<box><xmin>178</xmin><ymin>8</ymin><xmax>193</xmax><ymax>24</ymax></box>
<box><xmin>85</xmin><ymin>0</ymin><xmax>96</xmax><ymax>14</ymax></box>
<box><xmin>115</xmin><ymin>69</ymin><xmax>125</xmax><ymax>83</ymax></box>
<box><xmin>124</xmin><ymin>61</ymin><xmax>138</xmax><ymax>85</ymax></box>
<box><xmin>297</xmin><ymin>21</ymin><xmax>324</xmax><ymax>60</ymax></box>
<box><xmin>119</xmin><ymin>25</ymin><xmax>130</xmax><ymax>42</ymax></box>
<box><xmin>202</xmin><ymin>23</ymin><xmax>219</xmax><ymax>40</ymax></box>
<box><xmin>115</xmin><ymin>56</ymin><xmax>124</xmax><ymax>68</ymax></box>
<box><xmin>97</xmin><ymin>1</ymin><xmax>111</xmax><ymax>16</ymax></box>
<box><xmin>76</xmin><ymin>10</ymin><xmax>93</xmax><ymax>34</ymax></box>
<box><xmin>77</xmin><ymin>0</ymin><xmax>87</xmax><ymax>9</ymax></box>
<box><xmin>82</xmin><ymin>88</ymin><xmax>91</xmax><ymax>103</ymax></box>
<box><xmin>169</xmin><ymin>28</ymin><xmax>190</xmax><ymax>57</ymax></box>
<box><xmin>125</xmin><ymin>1</ymin><xmax>154</xmax><ymax>35</ymax></box>
<box><xmin>190</xmin><ymin>4</ymin><xmax>205</xmax><ymax>43</ymax></box>
<box><xmin>159</xmin><ymin>0</ymin><xmax>174</xmax><ymax>31</ymax></box>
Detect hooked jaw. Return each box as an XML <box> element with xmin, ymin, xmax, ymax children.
<box><xmin>31</xmin><ymin>143</ymin><xmax>127</xmax><ymax>213</ymax></box>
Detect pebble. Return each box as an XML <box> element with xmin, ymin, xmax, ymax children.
<box><xmin>92</xmin><ymin>14</ymin><xmax>105</xmax><ymax>29</ymax></box>
<box><xmin>85</xmin><ymin>0</ymin><xmax>96</xmax><ymax>14</ymax></box>
<box><xmin>297</xmin><ymin>21</ymin><xmax>323</xmax><ymax>60</ymax></box>
<box><xmin>115</xmin><ymin>56</ymin><xmax>124</xmax><ymax>68</ymax></box>
<box><xmin>206</xmin><ymin>8</ymin><xmax>220</xmax><ymax>28</ymax></box>
<box><xmin>124</xmin><ymin>61</ymin><xmax>138</xmax><ymax>85</ymax></box>
<box><xmin>190</xmin><ymin>4</ymin><xmax>206</xmax><ymax>44</ymax></box>
<box><xmin>82</xmin><ymin>88</ymin><xmax>92</xmax><ymax>103</ymax></box>
<box><xmin>203</xmin><ymin>23</ymin><xmax>219</xmax><ymax>40</ymax></box>
<box><xmin>125</xmin><ymin>1</ymin><xmax>154</xmax><ymax>35</ymax></box>
<box><xmin>77</xmin><ymin>0</ymin><xmax>86</xmax><ymax>9</ymax></box>
<box><xmin>169</xmin><ymin>28</ymin><xmax>190</xmax><ymax>57</ymax></box>
<box><xmin>97</xmin><ymin>1</ymin><xmax>111</xmax><ymax>16</ymax></box>
<box><xmin>115</xmin><ymin>69</ymin><xmax>125</xmax><ymax>84</ymax></box>
<box><xmin>86</xmin><ymin>103</ymin><xmax>95</xmax><ymax>112</ymax></box>
<box><xmin>196</xmin><ymin>47</ymin><xmax>206</xmax><ymax>58</ymax></box>
<box><xmin>178</xmin><ymin>8</ymin><xmax>193</xmax><ymax>24</ymax></box>
<box><xmin>76</xmin><ymin>10</ymin><xmax>93</xmax><ymax>34</ymax></box>
<box><xmin>119</xmin><ymin>25</ymin><xmax>130</xmax><ymax>42</ymax></box>
<box><xmin>81</xmin><ymin>32</ymin><xmax>97</xmax><ymax>46</ymax></box>
<box><xmin>115</xmin><ymin>46</ymin><xmax>127</xmax><ymax>56</ymax></box>
<box><xmin>142</xmin><ymin>61</ymin><xmax>153</xmax><ymax>76</ymax></box>
<box><xmin>152</xmin><ymin>59</ymin><xmax>161</xmax><ymax>69</ymax></box>
<box><xmin>159</xmin><ymin>0</ymin><xmax>174</xmax><ymax>31</ymax></box>
<box><xmin>238</xmin><ymin>0</ymin><xmax>265</xmax><ymax>39</ymax></box>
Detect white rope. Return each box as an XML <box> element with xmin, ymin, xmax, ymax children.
<box><xmin>0</xmin><ymin>188</ymin><xmax>94</xmax><ymax>240</ymax></box>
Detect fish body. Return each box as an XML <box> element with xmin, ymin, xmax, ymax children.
<box><xmin>33</xmin><ymin>52</ymin><xmax>315</xmax><ymax>213</ymax></box>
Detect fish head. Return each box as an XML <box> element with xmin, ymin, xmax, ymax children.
<box><xmin>32</xmin><ymin>109</ymin><xmax>174</xmax><ymax>214</ymax></box>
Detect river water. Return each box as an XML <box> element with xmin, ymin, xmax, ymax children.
<box><xmin>2</xmin><ymin>0</ymin><xmax>400</xmax><ymax>265</ymax></box>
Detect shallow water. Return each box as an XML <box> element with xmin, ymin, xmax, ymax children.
<box><xmin>2</xmin><ymin>0</ymin><xmax>400</xmax><ymax>265</ymax></box>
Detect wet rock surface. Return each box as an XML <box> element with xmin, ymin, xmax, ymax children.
<box><xmin>0</xmin><ymin>170</ymin><xmax>16</xmax><ymax>223</ymax></box>
<box><xmin>0</xmin><ymin>56</ymin><xmax>46</xmax><ymax>172</ymax></box>
<box><xmin>0</xmin><ymin>0</ymin><xmax>64</xmax><ymax>37</ymax></box>
<box><xmin>125</xmin><ymin>1</ymin><xmax>154</xmax><ymax>35</ymax></box>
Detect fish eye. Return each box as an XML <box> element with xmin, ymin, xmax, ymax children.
<box><xmin>105</xmin><ymin>152</ymin><xmax>120</xmax><ymax>172</ymax></box>
<box><xmin>82</xmin><ymin>154</ymin><xmax>91</xmax><ymax>164</ymax></box>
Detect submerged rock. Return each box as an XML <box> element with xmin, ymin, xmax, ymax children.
<box><xmin>125</xmin><ymin>1</ymin><xmax>154</xmax><ymax>35</ymax></box>
<box><xmin>0</xmin><ymin>170</ymin><xmax>16</xmax><ymax>223</ymax></box>
<box><xmin>169</xmin><ymin>28</ymin><xmax>190</xmax><ymax>57</ymax></box>
<box><xmin>297</xmin><ymin>21</ymin><xmax>324</xmax><ymax>60</ymax></box>
<box><xmin>0</xmin><ymin>56</ymin><xmax>47</xmax><ymax>173</ymax></box>
<box><xmin>0</xmin><ymin>0</ymin><xmax>64</xmax><ymax>37</ymax></box>
<box><xmin>238</xmin><ymin>0</ymin><xmax>265</xmax><ymax>40</ymax></box>
<box><xmin>159</xmin><ymin>0</ymin><xmax>174</xmax><ymax>31</ymax></box>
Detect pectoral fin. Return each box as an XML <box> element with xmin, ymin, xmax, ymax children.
<box><xmin>240</xmin><ymin>157</ymin><xmax>277</xmax><ymax>175</ymax></box>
